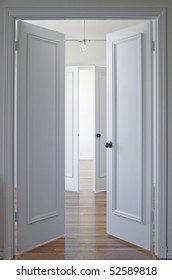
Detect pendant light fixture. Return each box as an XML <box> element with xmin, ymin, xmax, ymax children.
<box><xmin>66</xmin><ymin>20</ymin><xmax>106</xmax><ymax>51</ymax></box>
<box><xmin>81</xmin><ymin>21</ymin><xmax>87</xmax><ymax>51</ymax></box>
<box><xmin>81</xmin><ymin>39</ymin><xmax>87</xmax><ymax>52</ymax></box>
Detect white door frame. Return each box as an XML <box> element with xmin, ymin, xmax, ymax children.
<box><xmin>3</xmin><ymin>7</ymin><xmax>167</xmax><ymax>259</ymax></box>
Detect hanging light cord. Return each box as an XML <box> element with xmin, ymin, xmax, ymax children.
<box><xmin>66</xmin><ymin>20</ymin><xmax>106</xmax><ymax>44</ymax></box>
<box><xmin>83</xmin><ymin>20</ymin><xmax>86</xmax><ymax>40</ymax></box>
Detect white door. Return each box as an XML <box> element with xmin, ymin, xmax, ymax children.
<box><xmin>106</xmin><ymin>22</ymin><xmax>153</xmax><ymax>250</ymax></box>
<box><xmin>93</xmin><ymin>66</ymin><xmax>107</xmax><ymax>192</ymax></box>
<box><xmin>17</xmin><ymin>21</ymin><xmax>65</xmax><ymax>252</ymax></box>
<box><xmin>65</xmin><ymin>66</ymin><xmax>79</xmax><ymax>192</ymax></box>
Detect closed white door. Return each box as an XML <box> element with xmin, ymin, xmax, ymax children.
<box><xmin>17</xmin><ymin>21</ymin><xmax>65</xmax><ymax>252</ymax></box>
<box><xmin>106</xmin><ymin>22</ymin><xmax>153</xmax><ymax>250</ymax></box>
<box><xmin>93</xmin><ymin>66</ymin><xmax>107</xmax><ymax>192</ymax></box>
<box><xmin>65</xmin><ymin>66</ymin><xmax>79</xmax><ymax>192</ymax></box>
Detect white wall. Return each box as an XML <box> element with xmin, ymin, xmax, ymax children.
<box><xmin>79</xmin><ymin>69</ymin><xmax>94</xmax><ymax>160</ymax></box>
<box><xmin>0</xmin><ymin>0</ymin><xmax>172</xmax><ymax>259</ymax></box>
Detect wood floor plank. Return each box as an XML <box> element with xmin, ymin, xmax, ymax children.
<box><xmin>14</xmin><ymin>160</ymin><xmax>154</xmax><ymax>260</ymax></box>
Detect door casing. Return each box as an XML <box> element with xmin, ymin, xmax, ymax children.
<box><xmin>3</xmin><ymin>7</ymin><xmax>167</xmax><ymax>259</ymax></box>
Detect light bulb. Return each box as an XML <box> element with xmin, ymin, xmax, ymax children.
<box><xmin>82</xmin><ymin>40</ymin><xmax>86</xmax><ymax>51</ymax></box>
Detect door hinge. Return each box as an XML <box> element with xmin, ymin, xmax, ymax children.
<box><xmin>15</xmin><ymin>41</ymin><xmax>19</xmax><ymax>52</ymax></box>
<box><xmin>152</xmin><ymin>40</ymin><xmax>155</xmax><ymax>52</ymax></box>
<box><xmin>15</xmin><ymin>211</ymin><xmax>18</xmax><ymax>222</ymax></box>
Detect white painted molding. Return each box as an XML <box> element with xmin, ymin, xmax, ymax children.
<box><xmin>154</xmin><ymin>8</ymin><xmax>167</xmax><ymax>259</ymax></box>
<box><xmin>3</xmin><ymin>8</ymin><xmax>16</xmax><ymax>260</ymax></box>
<box><xmin>3</xmin><ymin>6</ymin><xmax>167</xmax><ymax>259</ymax></box>
<box><xmin>111</xmin><ymin>33</ymin><xmax>143</xmax><ymax>224</ymax></box>
<box><xmin>6</xmin><ymin>7</ymin><xmax>167</xmax><ymax>19</ymax></box>
<box><xmin>3</xmin><ymin>247</ymin><xmax>12</xmax><ymax>260</ymax></box>
<box><xmin>26</xmin><ymin>33</ymin><xmax>60</xmax><ymax>225</ymax></box>
<box><xmin>0</xmin><ymin>248</ymin><xmax>3</xmax><ymax>259</ymax></box>
<box><xmin>167</xmin><ymin>250</ymin><xmax>172</xmax><ymax>259</ymax></box>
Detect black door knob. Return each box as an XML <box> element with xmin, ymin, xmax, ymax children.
<box><xmin>96</xmin><ymin>133</ymin><xmax>101</xmax><ymax>138</ymax></box>
<box><xmin>105</xmin><ymin>142</ymin><xmax>112</xmax><ymax>148</ymax></box>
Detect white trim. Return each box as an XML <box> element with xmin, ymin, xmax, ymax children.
<box><xmin>111</xmin><ymin>33</ymin><xmax>143</xmax><ymax>224</ymax></box>
<box><xmin>3</xmin><ymin>247</ymin><xmax>13</xmax><ymax>260</ymax></box>
<box><xmin>167</xmin><ymin>250</ymin><xmax>172</xmax><ymax>259</ymax></box>
<box><xmin>0</xmin><ymin>248</ymin><xmax>3</xmax><ymax>259</ymax></box>
<box><xmin>3</xmin><ymin>7</ymin><xmax>167</xmax><ymax>259</ymax></box>
<box><xmin>154</xmin><ymin>9</ymin><xmax>167</xmax><ymax>259</ymax></box>
<box><xmin>3</xmin><ymin>8</ymin><xmax>15</xmax><ymax>260</ymax></box>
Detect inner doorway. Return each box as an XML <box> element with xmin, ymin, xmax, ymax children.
<box><xmin>65</xmin><ymin>65</ymin><xmax>107</xmax><ymax>193</ymax></box>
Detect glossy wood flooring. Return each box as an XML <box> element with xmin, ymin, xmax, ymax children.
<box><xmin>15</xmin><ymin>161</ymin><xmax>154</xmax><ymax>260</ymax></box>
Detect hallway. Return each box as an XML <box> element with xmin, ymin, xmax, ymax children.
<box><xmin>15</xmin><ymin>161</ymin><xmax>154</xmax><ymax>260</ymax></box>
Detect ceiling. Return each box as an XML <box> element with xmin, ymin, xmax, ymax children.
<box><xmin>24</xmin><ymin>20</ymin><xmax>146</xmax><ymax>65</ymax></box>
<box><xmin>27</xmin><ymin>19</ymin><xmax>145</xmax><ymax>40</ymax></box>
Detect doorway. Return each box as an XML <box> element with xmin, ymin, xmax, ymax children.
<box><xmin>65</xmin><ymin>64</ymin><xmax>107</xmax><ymax>193</ymax></box>
<box><xmin>3</xmin><ymin>7</ymin><xmax>166</xmax><ymax>260</ymax></box>
<box><xmin>79</xmin><ymin>67</ymin><xmax>95</xmax><ymax>194</ymax></box>
<box><xmin>14</xmin><ymin>19</ymin><xmax>156</xmax><ymax>256</ymax></box>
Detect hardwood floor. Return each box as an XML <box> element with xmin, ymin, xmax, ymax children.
<box><xmin>14</xmin><ymin>161</ymin><xmax>155</xmax><ymax>260</ymax></box>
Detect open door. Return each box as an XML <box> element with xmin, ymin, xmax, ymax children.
<box><xmin>65</xmin><ymin>66</ymin><xmax>79</xmax><ymax>192</ymax></box>
<box><xmin>93</xmin><ymin>66</ymin><xmax>107</xmax><ymax>192</ymax></box>
<box><xmin>106</xmin><ymin>22</ymin><xmax>153</xmax><ymax>250</ymax></box>
<box><xmin>17</xmin><ymin>21</ymin><xmax>65</xmax><ymax>252</ymax></box>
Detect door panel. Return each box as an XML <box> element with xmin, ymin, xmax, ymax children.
<box><xmin>65</xmin><ymin>66</ymin><xmax>79</xmax><ymax>192</ymax></box>
<box><xmin>17</xmin><ymin>21</ymin><xmax>65</xmax><ymax>252</ymax></box>
<box><xmin>94</xmin><ymin>66</ymin><xmax>107</xmax><ymax>192</ymax></box>
<box><xmin>107</xmin><ymin>22</ymin><xmax>152</xmax><ymax>250</ymax></box>
<box><xmin>115</xmin><ymin>34</ymin><xmax>142</xmax><ymax>222</ymax></box>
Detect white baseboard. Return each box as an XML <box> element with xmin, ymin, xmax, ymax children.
<box><xmin>3</xmin><ymin>247</ymin><xmax>13</xmax><ymax>260</ymax></box>
<box><xmin>0</xmin><ymin>248</ymin><xmax>3</xmax><ymax>259</ymax></box>
<box><xmin>167</xmin><ymin>250</ymin><xmax>172</xmax><ymax>259</ymax></box>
